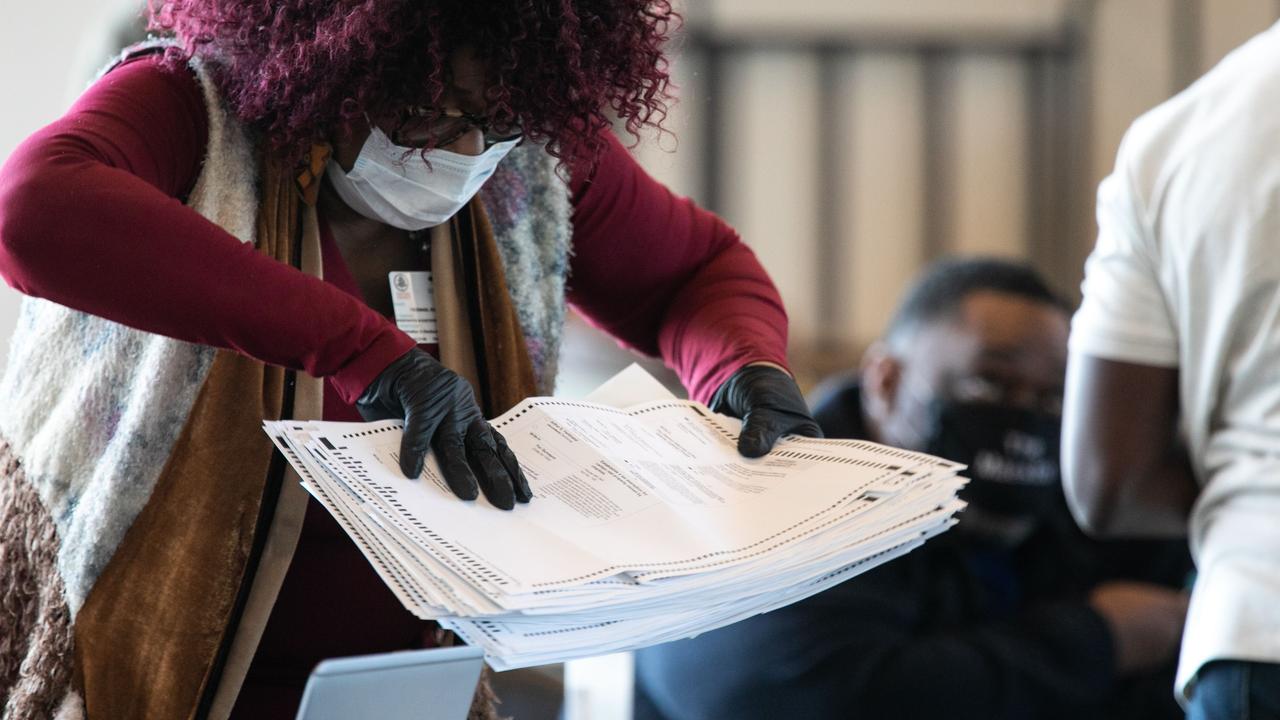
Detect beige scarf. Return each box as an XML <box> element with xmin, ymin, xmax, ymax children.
<box><xmin>70</xmin><ymin>148</ymin><xmax>538</xmax><ymax>719</ymax></box>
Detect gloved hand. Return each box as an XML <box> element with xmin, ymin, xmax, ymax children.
<box><xmin>710</xmin><ymin>364</ymin><xmax>823</xmax><ymax>457</ymax></box>
<box><xmin>356</xmin><ymin>348</ymin><xmax>532</xmax><ymax>510</ymax></box>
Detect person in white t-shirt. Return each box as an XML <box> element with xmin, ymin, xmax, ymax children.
<box><xmin>1063</xmin><ymin>19</ymin><xmax>1280</xmax><ymax>720</ymax></box>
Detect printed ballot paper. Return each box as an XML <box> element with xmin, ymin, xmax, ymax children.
<box><xmin>264</xmin><ymin>366</ymin><xmax>966</xmax><ymax>670</ymax></box>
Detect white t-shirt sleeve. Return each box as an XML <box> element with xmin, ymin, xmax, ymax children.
<box><xmin>1069</xmin><ymin>157</ymin><xmax>1179</xmax><ymax>368</ymax></box>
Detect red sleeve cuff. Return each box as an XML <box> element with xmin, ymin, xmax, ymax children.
<box><xmin>689</xmin><ymin>347</ymin><xmax>791</xmax><ymax>405</ymax></box>
<box><xmin>326</xmin><ymin>327</ymin><xmax>417</xmax><ymax>405</ymax></box>
<box><xmin>657</xmin><ymin>244</ymin><xmax>792</xmax><ymax>403</ymax></box>
<box><xmin>697</xmin><ymin>357</ymin><xmax>792</xmax><ymax>406</ymax></box>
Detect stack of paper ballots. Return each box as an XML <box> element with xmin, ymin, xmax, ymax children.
<box><xmin>264</xmin><ymin>369</ymin><xmax>965</xmax><ymax>670</ymax></box>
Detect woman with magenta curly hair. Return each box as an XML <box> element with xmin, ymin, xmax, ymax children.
<box><xmin>0</xmin><ymin>1</ymin><xmax>820</xmax><ymax>717</ymax></box>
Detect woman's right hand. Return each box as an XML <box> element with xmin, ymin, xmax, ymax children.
<box><xmin>356</xmin><ymin>348</ymin><xmax>532</xmax><ymax>510</ymax></box>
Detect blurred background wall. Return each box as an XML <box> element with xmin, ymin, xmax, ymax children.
<box><xmin>1</xmin><ymin>0</ymin><xmax>1277</xmax><ymax>393</ymax></box>
<box><xmin>594</xmin><ymin>0</ymin><xmax>1280</xmax><ymax>396</ymax></box>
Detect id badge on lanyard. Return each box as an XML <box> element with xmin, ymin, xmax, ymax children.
<box><xmin>388</xmin><ymin>271</ymin><xmax>437</xmax><ymax>344</ymax></box>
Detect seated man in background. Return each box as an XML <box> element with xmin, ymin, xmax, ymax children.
<box><xmin>633</xmin><ymin>257</ymin><xmax>1191</xmax><ymax>720</ymax></box>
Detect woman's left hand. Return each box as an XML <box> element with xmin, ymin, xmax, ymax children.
<box><xmin>710</xmin><ymin>364</ymin><xmax>823</xmax><ymax>457</ymax></box>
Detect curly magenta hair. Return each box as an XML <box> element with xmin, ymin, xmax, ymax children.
<box><xmin>147</xmin><ymin>0</ymin><xmax>676</xmax><ymax>167</ymax></box>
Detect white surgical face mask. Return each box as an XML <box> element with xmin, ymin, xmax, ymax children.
<box><xmin>325</xmin><ymin>127</ymin><xmax>519</xmax><ymax>231</ymax></box>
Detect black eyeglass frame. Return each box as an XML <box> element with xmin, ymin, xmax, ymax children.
<box><xmin>389</xmin><ymin>107</ymin><xmax>523</xmax><ymax>150</ymax></box>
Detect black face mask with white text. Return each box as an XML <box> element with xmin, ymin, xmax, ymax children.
<box><xmin>921</xmin><ymin>401</ymin><xmax>1061</xmax><ymax>531</ymax></box>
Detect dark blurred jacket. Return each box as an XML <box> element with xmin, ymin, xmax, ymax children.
<box><xmin>634</xmin><ymin>381</ymin><xmax>1190</xmax><ymax>720</ymax></box>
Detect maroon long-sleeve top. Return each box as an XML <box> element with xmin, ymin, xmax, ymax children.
<box><xmin>0</xmin><ymin>57</ymin><xmax>792</xmax><ymax>709</ymax></box>
<box><xmin>0</xmin><ymin>56</ymin><xmax>790</xmax><ymax>411</ymax></box>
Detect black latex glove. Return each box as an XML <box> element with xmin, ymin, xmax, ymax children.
<box><xmin>710</xmin><ymin>364</ymin><xmax>823</xmax><ymax>457</ymax></box>
<box><xmin>356</xmin><ymin>348</ymin><xmax>532</xmax><ymax>510</ymax></box>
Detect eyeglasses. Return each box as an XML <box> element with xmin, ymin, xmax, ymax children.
<box><xmin>389</xmin><ymin>107</ymin><xmax>523</xmax><ymax>150</ymax></box>
<box><xmin>947</xmin><ymin>375</ymin><xmax>1064</xmax><ymax>416</ymax></box>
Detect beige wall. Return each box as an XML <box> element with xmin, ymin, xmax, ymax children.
<box><xmin>617</xmin><ymin>0</ymin><xmax>1280</xmax><ymax>390</ymax></box>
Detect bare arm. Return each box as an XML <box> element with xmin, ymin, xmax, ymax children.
<box><xmin>1061</xmin><ymin>354</ymin><xmax>1198</xmax><ymax>538</ymax></box>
